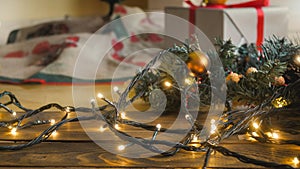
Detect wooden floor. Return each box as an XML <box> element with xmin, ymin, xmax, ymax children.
<box><xmin>0</xmin><ymin>84</ymin><xmax>299</xmax><ymax>169</ymax></box>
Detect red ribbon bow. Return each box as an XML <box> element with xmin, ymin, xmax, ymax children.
<box><xmin>185</xmin><ymin>0</ymin><xmax>270</xmax><ymax>47</ymax></box>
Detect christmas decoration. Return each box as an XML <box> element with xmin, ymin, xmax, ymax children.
<box><xmin>293</xmin><ymin>54</ymin><xmax>300</xmax><ymax>67</ymax></box>
<box><xmin>186</xmin><ymin>50</ymin><xmax>210</xmax><ymax>76</ymax></box>
<box><xmin>0</xmin><ymin>36</ymin><xmax>299</xmax><ymax>169</ymax></box>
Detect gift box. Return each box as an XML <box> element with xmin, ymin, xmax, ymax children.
<box><xmin>165</xmin><ymin>6</ymin><xmax>288</xmax><ymax>46</ymax></box>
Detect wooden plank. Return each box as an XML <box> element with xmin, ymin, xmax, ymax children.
<box><xmin>1</xmin><ymin>84</ymin><xmax>299</xmax><ymax>168</ymax></box>
<box><xmin>0</xmin><ymin>142</ymin><xmax>298</xmax><ymax>168</ymax></box>
<box><xmin>0</xmin><ymin>84</ymin><xmax>115</xmax><ymax>107</ymax></box>
<box><xmin>0</xmin><ymin>109</ymin><xmax>244</xmax><ymax>143</ymax></box>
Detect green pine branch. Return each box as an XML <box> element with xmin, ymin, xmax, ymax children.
<box><xmin>130</xmin><ymin>36</ymin><xmax>299</xmax><ymax>112</ymax></box>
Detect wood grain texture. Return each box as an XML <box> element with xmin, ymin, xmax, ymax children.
<box><xmin>0</xmin><ymin>142</ymin><xmax>298</xmax><ymax>168</ymax></box>
<box><xmin>0</xmin><ymin>84</ymin><xmax>299</xmax><ymax>168</ymax></box>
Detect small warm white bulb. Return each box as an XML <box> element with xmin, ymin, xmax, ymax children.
<box><xmin>120</xmin><ymin>112</ymin><xmax>126</xmax><ymax>119</ymax></box>
<box><xmin>210</xmin><ymin>119</ymin><xmax>217</xmax><ymax>134</ymax></box>
<box><xmin>52</xmin><ymin>130</ymin><xmax>57</xmax><ymax>136</ymax></box>
<box><xmin>265</xmin><ymin>132</ymin><xmax>272</xmax><ymax>138</ymax></box>
<box><xmin>99</xmin><ymin>126</ymin><xmax>106</xmax><ymax>132</ymax></box>
<box><xmin>12</xmin><ymin>112</ymin><xmax>17</xmax><ymax>116</ymax></box>
<box><xmin>272</xmin><ymin>132</ymin><xmax>279</xmax><ymax>139</ymax></box>
<box><xmin>118</xmin><ymin>145</ymin><xmax>125</xmax><ymax>151</ymax></box>
<box><xmin>252</xmin><ymin>132</ymin><xmax>259</xmax><ymax>137</ymax></box>
<box><xmin>292</xmin><ymin>157</ymin><xmax>299</xmax><ymax>166</ymax></box>
<box><xmin>114</xmin><ymin>124</ymin><xmax>120</xmax><ymax>130</ymax></box>
<box><xmin>192</xmin><ymin>134</ymin><xmax>198</xmax><ymax>142</ymax></box>
<box><xmin>252</xmin><ymin>122</ymin><xmax>259</xmax><ymax>129</ymax></box>
<box><xmin>113</xmin><ymin>86</ymin><xmax>119</xmax><ymax>92</ymax></box>
<box><xmin>65</xmin><ymin>107</ymin><xmax>72</xmax><ymax>113</ymax></box>
<box><xmin>164</xmin><ymin>81</ymin><xmax>172</xmax><ymax>88</ymax></box>
<box><xmin>50</xmin><ymin>119</ymin><xmax>56</xmax><ymax>125</ymax></box>
<box><xmin>11</xmin><ymin>128</ymin><xmax>17</xmax><ymax>135</ymax></box>
<box><xmin>90</xmin><ymin>99</ymin><xmax>96</xmax><ymax>105</ymax></box>
<box><xmin>185</xmin><ymin>114</ymin><xmax>191</xmax><ymax>120</ymax></box>
<box><xmin>97</xmin><ymin>93</ymin><xmax>104</xmax><ymax>99</ymax></box>
<box><xmin>156</xmin><ymin>124</ymin><xmax>161</xmax><ymax>131</ymax></box>
<box><xmin>210</xmin><ymin>126</ymin><xmax>217</xmax><ymax>134</ymax></box>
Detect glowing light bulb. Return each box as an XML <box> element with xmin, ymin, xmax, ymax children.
<box><xmin>164</xmin><ymin>81</ymin><xmax>172</xmax><ymax>88</ymax></box>
<box><xmin>252</xmin><ymin>122</ymin><xmax>259</xmax><ymax>129</ymax></box>
<box><xmin>118</xmin><ymin>145</ymin><xmax>125</xmax><ymax>151</ymax></box>
<box><xmin>99</xmin><ymin>126</ymin><xmax>106</xmax><ymax>132</ymax></box>
<box><xmin>11</xmin><ymin>128</ymin><xmax>17</xmax><ymax>135</ymax></box>
<box><xmin>50</xmin><ymin>119</ymin><xmax>56</xmax><ymax>125</ymax></box>
<box><xmin>65</xmin><ymin>107</ymin><xmax>72</xmax><ymax>113</ymax></box>
<box><xmin>52</xmin><ymin>130</ymin><xmax>57</xmax><ymax>136</ymax></box>
<box><xmin>97</xmin><ymin>93</ymin><xmax>104</xmax><ymax>99</ymax></box>
<box><xmin>265</xmin><ymin>132</ymin><xmax>272</xmax><ymax>138</ymax></box>
<box><xmin>114</xmin><ymin>124</ymin><xmax>120</xmax><ymax>130</ymax></box>
<box><xmin>210</xmin><ymin>119</ymin><xmax>217</xmax><ymax>134</ymax></box>
<box><xmin>185</xmin><ymin>114</ymin><xmax>191</xmax><ymax>120</ymax></box>
<box><xmin>210</xmin><ymin>127</ymin><xmax>216</xmax><ymax>134</ymax></box>
<box><xmin>90</xmin><ymin>99</ymin><xmax>96</xmax><ymax>104</ymax></box>
<box><xmin>192</xmin><ymin>134</ymin><xmax>198</xmax><ymax>142</ymax></box>
<box><xmin>272</xmin><ymin>132</ymin><xmax>279</xmax><ymax>139</ymax></box>
<box><xmin>156</xmin><ymin>124</ymin><xmax>161</xmax><ymax>131</ymax></box>
<box><xmin>12</xmin><ymin>112</ymin><xmax>17</xmax><ymax>116</ymax></box>
<box><xmin>292</xmin><ymin>157</ymin><xmax>299</xmax><ymax>166</ymax></box>
<box><xmin>185</xmin><ymin>78</ymin><xmax>193</xmax><ymax>85</ymax></box>
<box><xmin>120</xmin><ymin>112</ymin><xmax>126</xmax><ymax>119</ymax></box>
<box><xmin>252</xmin><ymin>132</ymin><xmax>259</xmax><ymax>137</ymax></box>
<box><xmin>8</xmin><ymin>126</ymin><xmax>12</xmax><ymax>129</ymax></box>
<box><xmin>113</xmin><ymin>86</ymin><xmax>119</xmax><ymax>92</ymax></box>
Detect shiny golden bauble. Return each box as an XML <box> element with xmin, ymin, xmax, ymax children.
<box><xmin>293</xmin><ymin>54</ymin><xmax>300</xmax><ymax>67</ymax></box>
<box><xmin>131</xmin><ymin>99</ymin><xmax>151</xmax><ymax>112</ymax></box>
<box><xmin>208</xmin><ymin>0</ymin><xmax>227</xmax><ymax>5</ymax></box>
<box><xmin>186</xmin><ymin>50</ymin><xmax>210</xmax><ymax>77</ymax></box>
<box><xmin>127</xmin><ymin>87</ymin><xmax>151</xmax><ymax>112</ymax></box>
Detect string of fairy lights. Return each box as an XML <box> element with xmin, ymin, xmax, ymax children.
<box><xmin>1</xmin><ymin>43</ymin><xmax>300</xmax><ymax>168</ymax></box>
<box><xmin>0</xmin><ymin>85</ymin><xmax>299</xmax><ymax>168</ymax></box>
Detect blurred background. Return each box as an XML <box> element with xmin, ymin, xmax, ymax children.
<box><xmin>0</xmin><ymin>0</ymin><xmax>299</xmax><ymax>85</ymax></box>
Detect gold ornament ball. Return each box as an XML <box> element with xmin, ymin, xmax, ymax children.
<box><xmin>125</xmin><ymin>84</ymin><xmax>151</xmax><ymax>112</ymax></box>
<box><xmin>187</xmin><ymin>50</ymin><xmax>210</xmax><ymax>76</ymax></box>
<box><xmin>132</xmin><ymin>99</ymin><xmax>151</xmax><ymax>112</ymax></box>
<box><xmin>128</xmin><ymin>88</ymin><xmax>136</xmax><ymax>99</ymax></box>
<box><xmin>293</xmin><ymin>54</ymin><xmax>300</xmax><ymax>67</ymax></box>
<box><xmin>208</xmin><ymin>0</ymin><xmax>227</xmax><ymax>5</ymax></box>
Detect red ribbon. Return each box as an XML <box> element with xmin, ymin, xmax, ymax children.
<box><xmin>185</xmin><ymin>0</ymin><xmax>270</xmax><ymax>47</ymax></box>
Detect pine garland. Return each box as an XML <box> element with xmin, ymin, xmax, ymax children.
<box><xmin>133</xmin><ymin>36</ymin><xmax>299</xmax><ymax>110</ymax></box>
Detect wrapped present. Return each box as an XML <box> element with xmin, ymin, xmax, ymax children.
<box><xmin>165</xmin><ymin>0</ymin><xmax>288</xmax><ymax>46</ymax></box>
